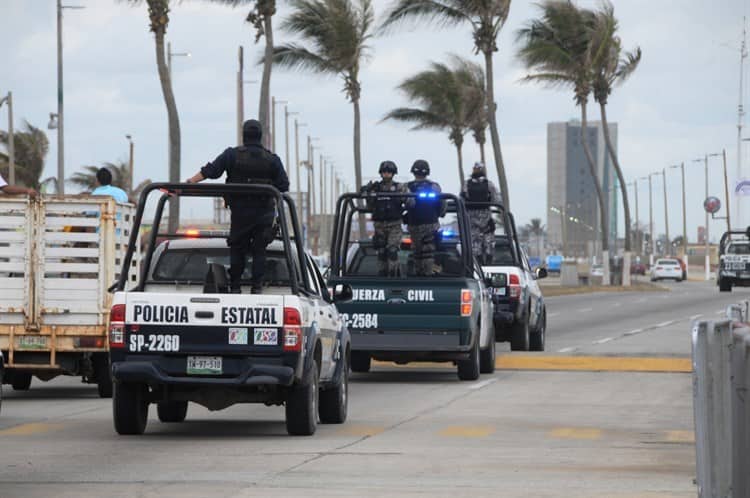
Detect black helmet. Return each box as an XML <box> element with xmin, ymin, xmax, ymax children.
<box><xmin>379</xmin><ymin>160</ymin><xmax>398</xmax><ymax>174</ymax></box>
<box><xmin>242</xmin><ymin>119</ymin><xmax>263</xmax><ymax>142</ymax></box>
<box><xmin>410</xmin><ymin>159</ymin><xmax>430</xmax><ymax>176</ymax></box>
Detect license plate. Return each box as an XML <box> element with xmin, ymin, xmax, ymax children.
<box><xmin>18</xmin><ymin>336</ymin><xmax>47</xmax><ymax>349</ymax></box>
<box><xmin>187</xmin><ymin>356</ymin><xmax>222</xmax><ymax>375</ymax></box>
<box><xmin>730</xmin><ymin>263</ymin><xmax>746</xmax><ymax>270</ymax></box>
<box><xmin>491</xmin><ymin>287</ymin><xmax>506</xmax><ymax>296</ymax></box>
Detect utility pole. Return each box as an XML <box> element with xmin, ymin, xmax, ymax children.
<box><xmin>0</xmin><ymin>92</ymin><xmax>14</xmax><ymax>184</ymax></box>
<box><xmin>126</xmin><ymin>134</ymin><xmax>134</xmax><ymax>196</ymax></box>
<box><xmin>648</xmin><ymin>174</ymin><xmax>654</xmax><ymax>264</ymax></box>
<box><xmin>705</xmin><ymin>155</ymin><xmax>710</xmax><ymax>280</ymax></box>
<box><xmin>737</xmin><ymin>18</ymin><xmax>747</xmax><ymax>229</ymax></box>
<box><xmin>236</xmin><ymin>46</ymin><xmax>243</xmax><ymax>146</ymax></box>
<box><xmin>629</xmin><ymin>180</ymin><xmax>639</xmax><ymax>256</ymax></box>
<box><xmin>723</xmin><ymin>149</ymin><xmax>732</xmax><ymax>233</ymax></box>
<box><xmin>294</xmin><ymin>119</ymin><xmax>306</xmax><ymax>225</ymax></box>
<box><xmin>671</xmin><ymin>163</ymin><xmax>688</xmax><ymax>275</ymax></box>
<box><xmin>661</xmin><ymin>168</ymin><xmax>669</xmax><ymax>254</ymax></box>
<box><xmin>319</xmin><ymin>153</ymin><xmax>325</xmax><ymax>216</ymax></box>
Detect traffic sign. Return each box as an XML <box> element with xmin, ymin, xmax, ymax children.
<box><xmin>704</xmin><ymin>196</ymin><xmax>721</xmax><ymax>214</ymax></box>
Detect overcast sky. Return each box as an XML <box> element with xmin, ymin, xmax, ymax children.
<box><xmin>1</xmin><ymin>0</ymin><xmax>748</xmax><ymax>242</ymax></box>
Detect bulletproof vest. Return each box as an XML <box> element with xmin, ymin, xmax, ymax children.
<box><xmin>371</xmin><ymin>181</ymin><xmax>403</xmax><ymax>222</ymax></box>
<box><xmin>466</xmin><ymin>177</ymin><xmax>490</xmax><ymax>209</ymax></box>
<box><xmin>407</xmin><ymin>180</ymin><xmax>440</xmax><ymax>225</ymax></box>
<box><xmin>226</xmin><ymin>145</ymin><xmax>275</xmax><ymax>206</ymax></box>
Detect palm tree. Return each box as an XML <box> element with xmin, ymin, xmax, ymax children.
<box><xmin>272</xmin><ymin>0</ymin><xmax>374</xmax><ymax>197</ymax></box>
<box><xmin>516</xmin><ymin>0</ymin><xmax>610</xmax><ymax>280</ymax></box>
<box><xmin>382</xmin><ymin>57</ymin><xmax>477</xmax><ymax>186</ymax></box>
<box><xmin>590</xmin><ymin>2</ymin><xmax>641</xmax><ymax>284</ymax></box>
<box><xmin>453</xmin><ymin>57</ymin><xmax>489</xmax><ymax>166</ymax></box>
<box><xmin>381</xmin><ymin>0</ymin><xmax>512</xmax><ymax>210</ymax></box>
<box><xmin>0</xmin><ymin>121</ymin><xmax>50</xmax><ymax>189</ymax></box>
<box><xmin>525</xmin><ymin>217</ymin><xmax>545</xmax><ymax>258</ymax></box>
<box><xmin>122</xmin><ymin>0</ymin><xmax>181</xmax><ymax>232</ymax></box>
<box><xmin>68</xmin><ymin>161</ymin><xmax>152</xmax><ymax>203</ymax></box>
<box><xmin>207</xmin><ymin>1</ymin><xmax>277</xmax><ymax>148</ymax></box>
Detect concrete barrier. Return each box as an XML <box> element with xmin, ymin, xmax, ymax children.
<box><xmin>692</xmin><ymin>300</ymin><xmax>750</xmax><ymax>497</ymax></box>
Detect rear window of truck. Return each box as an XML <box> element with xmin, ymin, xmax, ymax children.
<box><xmin>346</xmin><ymin>242</ymin><xmax>464</xmax><ymax>277</ymax></box>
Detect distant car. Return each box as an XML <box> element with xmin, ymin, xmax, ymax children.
<box><xmin>590</xmin><ymin>264</ymin><xmax>604</xmax><ymax>277</ymax></box>
<box><xmin>650</xmin><ymin>258</ymin><xmax>683</xmax><ymax>281</ymax></box>
<box><xmin>630</xmin><ymin>262</ymin><xmax>647</xmax><ymax>275</ymax></box>
<box><xmin>545</xmin><ymin>255</ymin><xmax>562</xmax><ymax>274</ymax></box>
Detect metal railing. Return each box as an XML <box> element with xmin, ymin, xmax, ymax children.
<box><xmin>692</xmin><ymin>300</ymin><xmax>750</xmax><ymax>497</ymax></box>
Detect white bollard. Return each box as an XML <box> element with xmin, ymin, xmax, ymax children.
<box><xmin>731</xmin><ymin>326</ymin><xmax>750</xmax><ymax>497</ymax></box>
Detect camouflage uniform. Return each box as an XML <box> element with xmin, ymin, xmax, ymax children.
<box><xmin>363</xmin><ymin>179</ymin><xmax>407</xmax><ymax>276</ymax></box>
<box><xmin>462</xmin><ymin>176</ymin><xmax>501</xmax><ymax>265</ymax></box>
<box><xmin>408</xmin><ymin>222</ymin><xmax>440</xmax><ymax>276</ymax></box>
<box><xmin>406</xmin><ymin>179</ymin><xmax>445</xmax><ymax>276</ymax></box>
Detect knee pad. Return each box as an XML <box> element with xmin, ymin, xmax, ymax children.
<box><xmin>387</xmin><ymin>246</ymin><xmax>399</xmax><ymax>261</ymax></box>
<box><xmin>372</xmin><ymin>232</ymin><xmax>386</xmax><ymax>249</ymax></box>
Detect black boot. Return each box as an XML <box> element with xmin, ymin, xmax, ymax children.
<box><xmin>250</xmin><ymin>282</ymin><xmax>263</xmax><ymax>294</ymax></box>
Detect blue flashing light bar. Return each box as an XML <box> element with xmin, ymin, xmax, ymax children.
<box><xmin>417</xmin><ymin>192</ymin><xmax>437</xmax><ymax>199</ymax></box>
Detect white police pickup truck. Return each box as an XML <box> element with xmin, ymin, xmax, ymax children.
<box><xmin>718</xmin><ymin>228</ymin><xmax>750</xmax><ymax>292</ymax></box>
<box><xmin>108</xmin><ymin>183</ymin><xmax>352</xmax><ymax>436</ymax></box>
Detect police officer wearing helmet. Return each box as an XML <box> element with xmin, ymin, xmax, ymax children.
<box><xmin>186</xmin><ymin>119</ymin><xmax>290</xmax><ymax>294</ymax></box>
<box><xmin>405</xmin><ymin>160</ymin><xmax>445</xmax><ymax>276</ymax></box>
<box><xmin>361</xmin><ymin>161</ymin><xmax>407</xmax><ymax>276</ymax></box>
<box><xmin>461</xmin><ymin>162</ymin><xmax>501</xmax><ymax>265</ymax></box>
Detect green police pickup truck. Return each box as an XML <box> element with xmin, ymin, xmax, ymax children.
<box><xmin>327</xmin><ymin>192</ymin><xmax>496</xmax><ymax>381</ymax></box>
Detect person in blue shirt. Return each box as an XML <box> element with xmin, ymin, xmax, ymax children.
<box><xmin>91</xmin><ymin>168</ymin><xmax>129</xmax><ymax>203</ymax></box>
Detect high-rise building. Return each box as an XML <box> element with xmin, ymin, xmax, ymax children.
<box><xmin>547</xmin><ymin>120</ymin><xmax>618</xmax><ymax>258</ymax></box>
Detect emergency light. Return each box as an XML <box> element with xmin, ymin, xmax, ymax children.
<box><xmin>417</xmin><ymin>192</ymin><xmax>437</xmax><ymax>199</ymax></box>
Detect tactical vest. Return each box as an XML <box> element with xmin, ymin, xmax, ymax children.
<box><xmin>371</xmin><ymin>181</ymin><xmax>403</xmax><ymax>222</ymax></box>
<box><xmin>407</xmin><ymin>180</ymin><xmax>440</xmax><ymax>225</ymax></box>
<box><xmin>466</xmin><ymin>177</ymin><xmax>490</xmax><ymax>209</ymax></box>
<box><xmin>226</xmin><ymin>145</ymin><xmax>275</xmax><ymax>206</ymax></box>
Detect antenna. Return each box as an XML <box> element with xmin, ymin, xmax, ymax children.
<box><xmin>737</xmin><ymin>16</ymin><xmax>747</xmax><ymax>228</ymax></box>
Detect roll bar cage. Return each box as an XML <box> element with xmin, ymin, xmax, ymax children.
<box><xmin>719</xmin><ymin>227</ymin><xmax>750</xmax><ymax>255</ymax></box>
<box><xmin>114</xmin><ymin>182</ymin><xmax>310</xmax><ymax>295</ymax></box>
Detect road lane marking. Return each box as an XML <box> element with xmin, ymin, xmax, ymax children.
<box><xmin>548</xmin><ymin>312</ymin><xmax>560</xmax><ymax>317</ymax></box>
<box><xmin>592</xmin><ymin>337</ymin><xmax>614</xmax><ymax>344</ymax></box>
<box><xmin>557</xmin><ymin>347</ymin><xmax>577</xmax><ymax>353</ymax></box>
<box><xmin>655</xmin><ymin>320</ymin><xmax>676</xmax><ymax>328</ymax></box>
<box><xmin>578</xmin><ymin>308</ymin><xmax>593</xmax><ymax>313</ymax></box>
<box><xmin>0</xmin><ymin>423</ymin><xmax>64</xmax><ymax>436</ymax></box>
<box><xmin>496</xmin><ymin>355</ymin><xmax>692</xmax><ymax>373</ymax></box>
<box><xmin>664</xmin><ymin>430</ymin><xmax>695</xmax><ymax>443</ymax></box>
<box><xmin>549</xmin><ymin>427</ymin><xmax>602</xmax><ymax>440</ymax></box>
<box><xmin>623</xmin><ymin>328</ymin><xmax>644</xmax><ymax>336</ymax></box>
<box><xmin>468</xmin><ymin>378</ymin><xmax>498</xmax><ymax>390</ymax></box>
<box><xmin>690</xmin><ymin>314</ymin><xmax>703</xmax><ymax>320</ymax></box>
<box><xmin>337</xmin><ymin>425</ymin><xmax>385</xmax><ymax>437</ymax></box>
<box><xmin>439</xmin><ymin>426</ymin><xmax>495</xmax><ymax>438</ymax></box>
<box><xmin>716</xmin><ymin>310</ymin><xmax>726</xmax><ymax>315</ymax></box>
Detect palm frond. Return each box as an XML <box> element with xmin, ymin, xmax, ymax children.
<box><xmin>380</xmin><ymin>0</ymin><xmax>469</xmax><ymax>33</ymax></box>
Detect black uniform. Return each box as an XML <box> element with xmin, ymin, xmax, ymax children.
<box><xmin>200</xmin><ymin>142</ymin><xmax>289</xmax><ymax>290</ymax></box>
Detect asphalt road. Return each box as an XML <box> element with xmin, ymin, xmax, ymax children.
<box><xmin>0</xmin><ymin>280</ymin><xmax>738</xmax><ymax>498</ymax></box>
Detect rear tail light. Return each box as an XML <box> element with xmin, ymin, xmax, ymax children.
<box><xmin>283</xmin><ymin>307</ymin><xmax>302</xmax><ymax>352</ymax></box>
<box><xmin>509</xmin><ymin>274</ymin><xmax>522</xmax><ymax>300</ymax></box>
<box><xmin>461</xmin><ymin>289</ymin><xmax>473</xmax><ymax>317</ymax></box>
<box><xmin>656</xmin><ymin>266</ymin><xmax>663</xmax><ymax>270</ymax></box>
<box><xmin>109</xmin><ymin>304</ymin><xmax>126</xmax><ymax>349</ymax></box>
<box><xmin>74</xmin><ymin>337</ymin><xmax>106</xmax><ymax>349</ymax></box>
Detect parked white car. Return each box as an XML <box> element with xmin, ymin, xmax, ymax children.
<box><xmin>650</xmin><ymin>258</ymin><xmax>683</xmax><ymax>282</ymax></box>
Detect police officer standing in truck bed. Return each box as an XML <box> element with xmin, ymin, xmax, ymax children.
<box><xmin>186</xmin><ymin>119</ymin><xmax>289</xmax><ymax>294</ymax></box>
<box><xmin>405</xmin><ymin>160</ymin><xmax>445</xmax><ymax>276</ymax></box>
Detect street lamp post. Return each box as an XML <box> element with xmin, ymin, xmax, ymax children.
<box><xmin>658</xmin><ymin>168</ymin><xmax>669</xmax><ymax>254</ymax></box>
<box><xmin>0</xmin><ymin>92</ymin><xmax>14</xmax><ymax>185</ymax></box>
<box><xmin>722</xmin><ymin>149</ymin><xmax>732</xmax><ymax>233</ymax></box>
<box><xmin>294</xmin><ymin>120</ymin><xmax>306</xmax><ymax>226</ymax></box>
<box><xmin>670</xmin><ymin>162</ymin><xmax>688</xmax><ymax>275</ymax></box>
<box><xmin>167</xmin><ymin>42</ymin><xmax>191</xmax><ymax>81</ymax></box>
<box><xmin>237</xmin><ymin>46</ymin><xmax>243</xmax><ymax>146</ymax></box>
<box><xmin>271</xmin><ymin>97</ymin><xmax>288</xmax><ymax>153</ymax></box>
<box><xmin>125</xmin><ymin>134</ymin><xmax>134</xmax><ymax>196</ymax></box>
<box><xmin>284</xmin><ymin>106</ymin><xmax>297</xmax><ymax>190</ymax></box>
<box><xmin>645</xmin><ymin>175</ymin><xmax>654</xmax><ymax>265</ymax></box>
<box><xmin>628</xmin><ymin>180</ymin><xmax>639</xmax><ymax>256</ymax></box>
<box><xmin>56</xmin><ymin>0</ymin><xmax>84</xmax><ymax>194</ymax></box>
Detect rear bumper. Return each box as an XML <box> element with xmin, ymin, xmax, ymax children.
<box><xmin>718</xmin><ymin>272</ymin><xmax>750</xmax><ymax>286</ymax></box>
<box><xmin>112</xmin><ymin>358</ymin><xmax>296</xmax><ymax>387</ymax></box>
<box><xmin>350</xmin><ymin>329</ymin><xmax>471</xmax><ymax>353</ymax></box>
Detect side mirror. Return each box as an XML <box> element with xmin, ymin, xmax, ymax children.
<box><xmin>536</xmin><ymin>267</ymin><xmax>548</xmax><ymax>279</ymax></box>
<box><xmin>333</xmin><ymin>283</ymin><xmax>353</xmax><ymax>302</ymax></box>
<box><xmin>484</xmin><ymin>274</ymin><xmax>506</xmax><ymax>288</ymax></box>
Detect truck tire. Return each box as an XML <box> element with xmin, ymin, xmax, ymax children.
<box><xmin>719</xmin><ymin>279</ymin><xmax>732</xmax><ymax>292</ymax></box>
<box><xmin>11</xmin><ymin>372</ymin><xmax>32</xmax><ymax>391</ymax></box>
<box><xmin>458</xmin><ymin>337</ymin><xmax>480</xmax><ymax>381</ymax></box>
<box><xmin>530</xmin><ymin>310</ymin><xmax>546</xmax><ymax>352</ymax></box>
<box><xmin>319</xmin><ymin>353</ymin><xmax>348</xmax><ymax>424</ymax></box>
<box><xmin>479</xmin><ymin>335</ymin><xmax>496</xmax><ymax>374</ymax></box>
<box><xmin>113</xmin><ymin>382</ymin><xmax>149</xmax><ymax>435</ymax></box>
<box><xmin>93</xmin><ymin>354</ymin><xmax>113</xmax><ymax>399</ymax></box>
<box><xmin>510</xmin><ymin>314</ymin><xmax>530</xmax><ymax>351</ymax></box>
<box><xmin>286</xmin><ymin>362</ymin><xmax>319</xmax><ymax>436</ymax></box>
<box><xmin>350</xmin><ymin>351</ymin><xmax>371</xmax><ymax>373</ymax></box>
<box><xmin>157</xmin><ymin>401</ymin><xmax>188</xmax><ymax>423</ymax></box>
